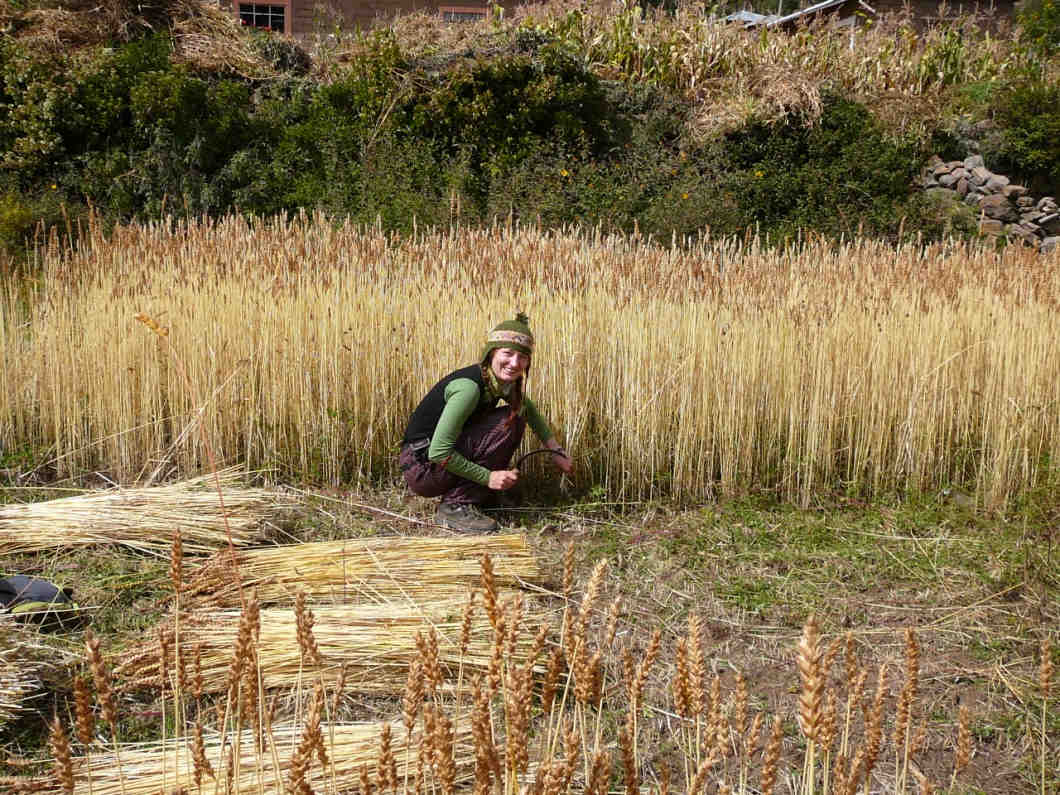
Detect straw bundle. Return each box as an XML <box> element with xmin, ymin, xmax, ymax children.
<box><xmin>0</xmin><ymin>618</ymin><xmax>55</xmax><ymax>726</ymax></box>
<box><xmin>185</xmin><ymin>533</ymin><xmax>542</xmax><ymax>607</ymax></box>
<box><xmin>0</xmin><ymin>656</ymin><xmax>38</xmax><ymax>726</ymax></box>
<box><xmin>0</xmin><ymin>469</ymin><xmax>285</xmax><ymax>555</ymax></box>
<box><xmin>117</xmin><ymin>596</ymin><xmax>546</xmax><ymax>693</ymax></box>
<box><xmin>56</xmin><ymin>720</ymin><xmax>472</xmax><ymax>795</ymax></box>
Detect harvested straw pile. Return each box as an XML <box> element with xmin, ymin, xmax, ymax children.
<box><xmin>0</xmin><ymin>617</ymin><xmax>70</xmax><ymax>726</ymax></box>
<box><xmin>0</xmin><ymin>652</ymin><xmax>39</xmax><ymax>726</ymax></box>
<box><xmin>0</xmin><ymin>0</ymin><xmax>274</xmax><ymax>75</ymax></box>
<box><xmin>185</xmin><ymin>534</ymin><xmax>542</xmax><ymax>607</ymax></box>
<box><xmin>171</xmin><ymin>0</ymin><xmax>278</xmax><ymax>79</ymax></box>
<box><xmin>117</xmin><ymin>595</ymin><xmax>547</xmax><ymax>693</ymax></box>
<box><xmin>0</xmin><ymin>469</ymin><xmax>284</xmax><ymax>555</ymax></box>
<box><xmin>54</xmin><ymin>720</ymin><xmax>472</xmax><ymax>794</ymax></box>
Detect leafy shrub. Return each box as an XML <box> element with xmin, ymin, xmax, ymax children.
<box><xmin>250</xmin><ymin>30</ymin><xmax>312</xmax><ymax>75</ymax></box>
<box><xmin>0</xmin><ymin>190</ymin><xmax>85</xmax><ymax>259</ymax></box>
<box><xmin>0</xmin><ymin>25</ymin><xmax>940</xmax><ymax>243</ymax></box>
<box><xmin>60</xmin><ymin>34</ymin><xmax>173</xmax><ymax>155</ymax></box>
<box><xmin>989</xmin><ymin>76</ymin><xmax>1060</xmax><ymax>196</ymax></box>
<box><xmin>716</xmin><ymin>95</ymin><xmax>926</xmax><ymax>240</ymax></box>
<box><xmin>409</xmin><ymin>45</ymin><xmax>622</xmax><ymax>208</ymax></box>
<box><xmin>1017</xmin><ymin>0</ymin><xmax>1060</xmax><ymax>58</ymax></box>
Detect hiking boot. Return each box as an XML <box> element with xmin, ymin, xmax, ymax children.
<box><xmin>435</xmin><ymin>502</ymin><xmax>500</xmax><ymax>534</ymax></box>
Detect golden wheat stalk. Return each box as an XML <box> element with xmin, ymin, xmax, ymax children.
<box><xmin>184</xmin><ymin>534</ymin><xmax>541</xmax><ymax>607</ymax></box>
<box><xmin>8</xmin><ymin>212</ymin><xmax>1060</xmax><ymax>506</ymax></box>
<box><xmin>0</xmin><ymin>469</ymin><xmax>286</xmax><ymax>554</ymax></box>
<box><xmin>116</xmin><ymin>596</ymin><xmax>546</xmax><ymax>694</ymax></box>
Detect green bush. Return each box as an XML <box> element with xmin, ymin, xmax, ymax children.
<box><xmin>0</xmin><ymin>190</ymin><xmax>86</xmax><ymax>259</ymax></box>
<box><xmin>1017</xmin><ymin>0</ymin><xmax>1060</xmax><ymax>58</ymax></box>
<box><xmin>989</xmin><ymin>76</ymin><xmax>1060</xmax><ymax>196</ymax></box>
<box><xmin>716</xmin><ymin>96</ymin><xmax>926</xmax><ymax>241</ymax></box>
<box><xmin>0</xmin><ymin>26</ymin><xmax>941</xmax><ymax>243</ymax></box>
<box><xmin>60</xmin><ymin>34</ymin><xmax>173</xmax><ymax>156</ymax></box>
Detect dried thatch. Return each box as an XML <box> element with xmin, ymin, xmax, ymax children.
<box><xmin>116</xmin><ymin>594</ymin><xmax>549</xmax><ymax>694</ymax></box>
<box><xmin>0</xmin><ymin>636</ymin><xmax>40</xmax><ymax>726</ymax></box>
<box><xmin>0</xmin><ymin>469</ymin><xmax>286</xmax><ymax>554</ymax></box>
<box><xmin>170</xmin><ymin>0</ymin><xmax>277</xmax><ymax>78</ymax></box>
<box><xmin>0</xmin><ymin>0</ymin><xmax>276</xmax><ymax>77</ymax></box>
<box><xmin>0</xmin><ymin>617</ymin><xmax>77</xmax><ymax>726</ymax></box>
<box><xmin>184</xmin><ymin>533</ymin><xmax>542</xmax><ymax>607</ymax></box>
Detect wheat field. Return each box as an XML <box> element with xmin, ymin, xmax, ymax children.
<box><xmin>2</xmin><ymin>214</ymin><xmax>1058</xmax><ymax>507</ymax></box>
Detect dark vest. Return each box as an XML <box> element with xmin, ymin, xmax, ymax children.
<box><xmin>402</xmin><ymin>364</ymin><xmax>499</xmax><ymax>445</ymax></box>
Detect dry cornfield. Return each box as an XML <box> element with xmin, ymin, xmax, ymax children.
<box><xmin>383</xmin><ymin>0</ymin><xmax>1034</xmax><ymax>139</ymax></box>
<box><xmin>3</xmin><ymin>214</ymin><xmax>1059</xmax><ymax>508</ymax></box>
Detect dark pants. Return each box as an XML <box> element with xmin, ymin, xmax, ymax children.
<box><xmin>400</xmin><ymin>407</ymin><xmax>525</xmax><ymax>506</ymax></box>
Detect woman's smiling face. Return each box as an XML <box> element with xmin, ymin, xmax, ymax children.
<box><xmin>490</xmin><ymin>347</ymin><xmax>530</xmax><ymax>383</ymax></box>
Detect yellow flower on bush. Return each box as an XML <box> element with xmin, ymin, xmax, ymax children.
<box><xmin>50</xmin><ymin>183</ymin><xmax>57</xmax><ymax>190</ymax></box>
<box><xmin>560</xmin><ymin>169</ymin><xmax>569</xmax><ymax>178</ymax></box>
<box><xmin>681</xmin><ymin>192</ymin><xmax>689</xmax><ymax>200</ymax></box>
<box><xmin>755</xmin><ymin>170</ymin><xmax>765</xmax><ymax>178</ymax></box>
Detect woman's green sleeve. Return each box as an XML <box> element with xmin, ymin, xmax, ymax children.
<box><xmin>427</xmin><ymin>379</ymin><xmax>492</xmax><ymax>486</ymax></box>
<box><xmin>523</xmin><ymin>397</ymin><xmax>554</xmax><ymax>443</ymax></box>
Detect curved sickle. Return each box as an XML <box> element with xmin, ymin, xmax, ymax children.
<box><xmin>513</xmin><ymin>448</ymin><xmax>571</xmax><ymax>470</ymax></box>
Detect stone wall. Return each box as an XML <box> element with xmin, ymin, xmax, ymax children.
<box><xmin>920</xmin><ymin>155</ymin><xmax>1059</xmax><ymax>253</ymax></box>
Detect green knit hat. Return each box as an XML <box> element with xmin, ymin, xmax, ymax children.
<box><xmin>481</xmin><ymin>312</ymin><xmax>535</xmax><ymax>360</ymax></box>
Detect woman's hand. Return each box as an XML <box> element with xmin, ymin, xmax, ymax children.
<box><xmin>545</xmin><ymin>439</ymin><xmax>574</xmax><ymax>474</ymax></box>
<box><xmin>489</xmin><ymin>470</ymin><xmax>520</xmax><ymax>490</ymax></box>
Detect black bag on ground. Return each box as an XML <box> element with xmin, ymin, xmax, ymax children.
<box><xmin>0</xmin><ymin>575</ymin><xmax>83</xmax><ymax>630</ymax></box>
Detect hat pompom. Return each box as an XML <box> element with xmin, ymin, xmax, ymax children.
<box><xmin>515</xmin><ymin>312</ymin><xmax>529</xmax><ymax>324</ymax></box>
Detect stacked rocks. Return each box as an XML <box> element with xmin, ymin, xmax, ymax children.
<box><xmin>920</xmin><ymin>155</ymin><xmax>1059</xmax><ymax>253</ymax></box>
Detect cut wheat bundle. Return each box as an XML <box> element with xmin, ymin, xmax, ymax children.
<box><xmin>0</xmin><ymin>617</ymin><xmax>75</xmax><ymax>726</ymax></box>
<box><xmin>185</xmin><ymin>534</ymin><xmax>541</xmax><ymax>607</ymax></box>
<box><xmin>116</xmin><ymin>595</ymin><xmax>547</xmax><ymax>694</ymax></box>
<box><xmin>0</xmin><ymin>469</ymin><xmax>286</xmax><ymax>555</ymax></box>
<box><xmin>0</xmin><ymin>654</ymin><xmax>39</xmax><ymax>726</ymax></box>
<box><xmin>49</xmin><ymin>719</ymin><xmax>472</xmax><ymax>795</ymax></box>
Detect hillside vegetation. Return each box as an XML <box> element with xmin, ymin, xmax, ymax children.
<box><xmin>0</xmin><ymin>0</ymin><xmax>1058</xmax><ymax>252</ymax></box>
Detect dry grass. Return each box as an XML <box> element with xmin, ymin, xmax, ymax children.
<box><xmin>4</xmin><ymin>214</ymin><xmax>1060</xmax><ymax>509</ymax></box>
<box><xmin>184</xmin><ymin>533</ymin><xmax>541</xmax><ymax>607</ymax></box>
<box><xmin>0</xmin><ymin>0</ymin><xmax>278</xmax><ymax>76</ymax></box>
<box><xmin>0</xmin><ymin>622</ymin><xmax>42</xmax><ymax>726</ymax></box>
<box><xmin>0</xmin><ymin>469</ymin><xmax>286</xmax><ymax>554</ymax></box>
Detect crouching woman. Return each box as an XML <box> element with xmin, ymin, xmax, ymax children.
<box><xmin>399</xmin><ymin>313</ymin><xmax>572</xmax><ymax>534</ymax></box>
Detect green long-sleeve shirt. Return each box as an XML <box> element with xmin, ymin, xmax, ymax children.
<box><xmin>427</xmin><ymin>376</ymin><xmax>553</xmax><ymax>486</ymax></box>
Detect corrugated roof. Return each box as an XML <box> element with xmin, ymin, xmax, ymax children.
<box><xmin>725</xmin><ymin>0</ymin><xmax>875</xmax><ymax>29</ymax></box>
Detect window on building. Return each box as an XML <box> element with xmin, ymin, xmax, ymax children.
<box><xmin>440</xmin><ymin>5</ymin><xmax>487</xmax><ymax>22</ymax></box>
<box><xmin>239</xmin><ymin>3</ymin><xmax>286</xmax><ymax>32</ymax></box>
